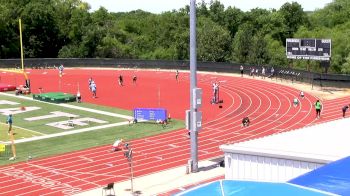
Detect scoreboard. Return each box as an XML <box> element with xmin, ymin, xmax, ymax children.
<box><xmin>286</xmin><ymin>38</ymin><xmax>331</xmax><ymax>61</ymax></box>
<box><xmin>133</xmin><ymin>108</ymin><xmax>167</xmax><ymax>122</ymax></box>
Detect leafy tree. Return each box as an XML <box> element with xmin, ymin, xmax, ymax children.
<box><xmin>341</xmin><ymin>53</ymin><xmax>350</xmax><ymax>74</ymax></box>
<box><xmin>96</xmin><ymin>35</ymin><xmax>132</xmax><ymax>58</ymax></box>
<box><xmin>21</xmin><ymin>1</ymin><xmax>61</xmax><ymax>57</ymax></box>
<box><xmin>208</xmin><ymin>0</ymin><xmax>225</xmax><ymax>26</ymax></box>
<box><xmin>0</xmin><ymin>4</ymin><xmax>19</xmax><ymax>58</ymax></box>
<box><xmin>197</xmin><ymin>17</ymin><xmax>231</xmax><ymax>62</ymax></box>
<box><xmin>232</xmin><ymin>23</ymin><xmax>254</xmax><ymax>63</ymax></box>
<box><xmin>197</xmin><ymin>0</ymin><xmax>210</xmax><ymax>17</ymax></box>
<box><xmin>223</xmin><ymin>6</ymin><xmax>245</xmax><ymax>38</ymax></box>
<box><xmin>265</xmin><ymin>35</ymin><xmax>288</xmax><ymax>67</ymax></box>
<box><xmin>309</xmin><ymin>0</ymin><xmax>350</xmax><ymax>28</ymax></box>
<box><xmin>279</xmin><ymin>2</ymin><xmax>309</xmax><ymax>40</ymax></box>
<box><xmin>248</xmin><ymin>33</ymin><xmax>269</xmax><ymax>65</ymax></box>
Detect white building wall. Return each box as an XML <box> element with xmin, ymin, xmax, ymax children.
<box><xmin>225</xmin><ymin>152</ymin><xmax>323</xmax><ymax>182</ymax></box>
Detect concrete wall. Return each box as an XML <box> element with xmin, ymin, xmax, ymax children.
<box><xmin>224</xmin><ymin>153</ymin><xmax>323</xmax><ymax>182</ymax></box>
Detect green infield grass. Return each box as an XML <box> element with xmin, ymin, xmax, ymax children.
<box><xmin>0</xmin><ymin>123</ymin><xmax>43</xmax><ymax>141</ymax></box>
<box><xmin>0</xmin><ymin>94</ymin><xmax>128</xmax><ymax>135</ymax></box>
<box><xmin>0</xmin><ymin>93</ymin><xmax>184</xmax><ymax>165</ymax></box>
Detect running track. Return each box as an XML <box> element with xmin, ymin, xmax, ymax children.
<box><xmin>0</xmin><ymin>69</ymin><xmax>349</xmax><ymax>195</ymax></box>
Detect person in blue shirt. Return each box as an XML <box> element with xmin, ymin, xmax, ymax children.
<box><xmin>6</xmin><ymin>113</ymin><xmax>13</xmax><ymax>135</ymax></box>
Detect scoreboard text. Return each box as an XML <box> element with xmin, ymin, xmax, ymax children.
<box><xmin>286</xmin><ymin>38</ymin><xmax>331</xmax><ymax>61</ymax></box>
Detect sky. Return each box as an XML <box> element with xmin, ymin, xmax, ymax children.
<box><xmin>83</xmin><ymin>0</ymin><xmax>333</xmax><ymax>13</ymax></box>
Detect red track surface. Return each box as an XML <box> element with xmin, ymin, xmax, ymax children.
<box><xmin>0</xmin><ymin>69</ymin><xmax>349</xmax><ymax>195</ymax></box>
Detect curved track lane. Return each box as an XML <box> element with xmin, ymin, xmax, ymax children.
<box><xmin>0</xmin><ymin>69</ymin><xmax>349</xmax><ymax>195</ymax></box>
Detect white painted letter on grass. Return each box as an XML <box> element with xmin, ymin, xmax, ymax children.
<box><xmin>0</xmin><ymin>107</ymin><xmax>40</xmax><ymax>115</ymax></box>
<box><xmin>0</xmin><ymin>100</ymin><xmax>19</xmax><ymax>105</ymax></box>
<box><xmin>25</xmin><ymin>111</ymin><xmax>79</xmax><ymax>121</ymax></box>
<box><xmin>46</xmin><ymin>118</ymin><xmax>108</xmax><ymax>130</ymax></box>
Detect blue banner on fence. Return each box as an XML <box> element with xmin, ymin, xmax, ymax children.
<box><xmin>133</xmin><ymin>108</ymin><xmax>167</xmax><ymax>122</ymax></box>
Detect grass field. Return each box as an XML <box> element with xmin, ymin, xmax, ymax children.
<box><xmin>0</xmin><ymin>123</ymin><xmax>43</xmax><ymax>141</ymax></box>
<box><xmin>0</xmin><ymin>93</ymin><xmax>128</xmax><ymax>135</ymax></box>
<box><xmin>0</xmin><ymin>93</ymin><xmax>184</xmax><ymax>165</ymax></box>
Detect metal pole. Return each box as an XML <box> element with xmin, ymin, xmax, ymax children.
<box><xmin>19</xmin><ymin>19</ymin><xmax>24</xmax><ymax>72</ymax></box>
<box><xmin>189</xmin><ymin>0</ymin><xmax>198</xmax><ymax>173</ymax></box>
<box><xmin>130</xmin><ymin>158</ymin><xmax>134</xmax><ymax>194</ymax></box>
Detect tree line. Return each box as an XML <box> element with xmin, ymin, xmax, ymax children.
<box><xmin>0</xmin><ymin>0</ymin><xmax>350</xmax><ymax>74</ymax></box>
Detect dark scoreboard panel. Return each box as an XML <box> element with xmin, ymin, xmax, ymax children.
<box><xmin>286</xmin><ymin>38</ymin><xmax>331</xmax><ymax>60</ymax></box>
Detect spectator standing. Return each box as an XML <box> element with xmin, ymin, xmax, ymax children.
<box><xmin>261</xmin><ymin>67</ymin><xmax>266</xmax><ymax>79</ymax></box>
<box><xmin>175</xmin><ymin>70</ymin><xmax>179</xmax><ymax>82</ymax></box>
<box><xmin>270</xmin><ymin>67</ymin><xmax>275</xmax><ymax>78</ymax></box>
<box><xmin>240</xmin><ymin>65</ymin><xmax>244</xmax><ymax>77</ymax></box>
<box><xmin>251</xmin><ymin>68</ymin><xmax>255</xmax><ymax>77</ymax></box>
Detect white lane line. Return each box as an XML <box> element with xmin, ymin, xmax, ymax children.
<box><xmin>0</xmin><ymin>92</ymin><xmax>132</xmax><ymax>119</ymax></box>
<box><xmin>0</xmin><ymin>122</ymin><xmax>45</xmax><ymax>136</ymax></box>
<box><xmin>60</xmin><ymin>103</ymin><xmax>132</xmax><ymax>119</ymax></box>
<box><xmin>3</xmin><ymin>121</ymin><xmax>129</xmax><ymax>144</ymax></box>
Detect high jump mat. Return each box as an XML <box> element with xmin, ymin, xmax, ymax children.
<box><xmin>33</xmin><ymin>92</ymin><xmax>76</xmax><ymax>103</ymax></box>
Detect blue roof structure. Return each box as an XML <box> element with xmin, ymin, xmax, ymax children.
<box><xmin>289</xmin><ymin>156</ymin><xmax>350</xmax><ymax>196</ymax></box>
<box><xmin>175</xmin><ymin>180</ymin><xmax>331</xmax><ymax>196</ymax></box>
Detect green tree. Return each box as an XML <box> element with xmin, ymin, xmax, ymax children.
<box><xmin>0</xmin><ymin>4</ymin><xmax>19</xmax><ymax>58</ymax></box>
<box><xmin>265</xmin><ymin>35</ymin><xmax>288</xmax><ymax>67</ymax></box>
<box><xmin>197</xmin><ymin>17</ymin><xmax>231</xmax><ymax>62</ymax></box>
<box><xmin>232</xmin><ymin>23</ymin><xmax>254</xmax><ymax>63</ymax></box>
<box><xmin>341</xmin><ymin>53</ymin><xmax>350</xmax><ymax>74</ymax></box>
<box><xmin>223</xmin><ymin>6</ymin><xmax>245</xmax><ymax>38</ymax></box>
<box><xmin>248</xmin><ymin>33</ymin><xmax>269</xmax><ymax>65</ymax></box>
<box><xmin>279</xmin><ymin>2</ymin><xmax>308</xmax><ymax>40</ymax></box>
<box><xmin>208</xmin><ymin>0</ymin><xmax>225</xmax><ymax>26</ymax></box>
<box><xmin>309</xmin><ymin>0</ymin><xmax>350</xmax><ymax>28</ymax></box>
<box><xmin>21</xmin><ymin>1</ymin><xmax>61</xmax><ymax>57</ymax></box>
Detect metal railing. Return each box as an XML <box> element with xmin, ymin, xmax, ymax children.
<box><xmin>0</xmin><ymin>58</ymin><xmax>349</xmax><ymax>88</ymax></box>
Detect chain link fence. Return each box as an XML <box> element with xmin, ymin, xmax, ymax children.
<box><xmin>0</xmin><ymin>58</ymin><xmax>349</xmax><ymax>88</ymax></box>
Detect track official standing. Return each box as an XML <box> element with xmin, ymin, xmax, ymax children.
<box><xmin>58</xmin><ymin>64</ymin><xmax>64</xmax><ymax>77</ymax></box>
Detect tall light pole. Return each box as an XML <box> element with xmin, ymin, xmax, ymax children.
<box><xmin>123</xmin><ymin>143</ymin><xmax>134</xmax><ymax>194</ymax></box>
<box><xmin>189</xmin><ymin>0</ymin><xmax>199</xmax><ymax>173</ymax></box>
